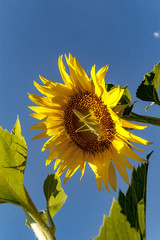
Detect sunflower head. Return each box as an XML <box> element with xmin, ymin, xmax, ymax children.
<box><xmin>29</xmin><ymin>54</ymin><xmax>151</xmax><ymax>191</ymax></box>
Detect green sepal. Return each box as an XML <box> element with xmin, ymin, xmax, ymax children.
<box><xmin>105</xmin><ymin>84</ymin><xmax>131</xmax><ymax>104</ymax></box>
<box><xmin>136</xmin><ymin>62</ymin><xmax>160</xmax><ymax>109</ymax></box>
<box><xmin>106</xmin><ymin>84</ymin><xmax>133</xmax><ymax>117</ymax></box>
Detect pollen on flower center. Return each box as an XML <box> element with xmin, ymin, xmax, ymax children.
<box><xmin>64</xmin><ymin>92</ymin><xmax>116</xmax><ymax>153</ymax></box>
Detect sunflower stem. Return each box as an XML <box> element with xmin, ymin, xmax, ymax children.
<box><xmin>122</xmin><ymin>111</ymin><xmax>160</xmax><ymax>126</ymax></box>
<box><xmin>23</xmin><ymin>188</ymin><xmax>56</xmax><ymax>240</ymax></box>
<box><xmin>46</xmin><ymin>203</ymin><xmax>56</xmax><ymax>235</ymax></box>
<box><xmin>23</xmin><ymin>208</ymin><xmax>48</xmax><ymax>240</ymax></box>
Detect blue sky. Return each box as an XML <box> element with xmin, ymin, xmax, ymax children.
<box><xmin>0</xmin><ymin>0</ymin><xmax>160</xmax><ymax>239</ymax></box>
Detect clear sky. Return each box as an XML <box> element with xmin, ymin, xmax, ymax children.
<box><xmin>0</xmin><ymin>0</ymin><xmax>160</xmax><ymax>239</ymax></box>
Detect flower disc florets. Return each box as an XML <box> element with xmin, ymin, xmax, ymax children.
<box><xmin>29</xmin><ymin>53</ymin><xmax>151</xmax><ymax>191</ymax></box>
<box><xmin>64</xmin><ymin>91</ymin><xmax>116</xmax><ymax>153</ymax></box>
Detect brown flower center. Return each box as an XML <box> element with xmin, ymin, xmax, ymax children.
<box><xmin>64</xmin><ymin>91</ymin><xmax>116</xmax><ymax>153</ymax></box>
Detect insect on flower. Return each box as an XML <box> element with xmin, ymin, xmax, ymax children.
<box><xmin>29</xmin><ymin>54</ymin><xmax>151</xmax><ymax>191</ymax></box>
<box><xmin>73</xmin><ymin>109</ymin><xmax>115</xmax><ymax>141</ymax></box>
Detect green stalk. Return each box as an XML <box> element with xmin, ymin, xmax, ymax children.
<box><xmin>23</xmin><ymin>208</ymin><xmax>48</xmax><ymax>240</ymax></box>
<box><xmin>122</xmin><ymin>112</ymin><xmax>160</xmax><ymax>126</ymax></box>
<box><xmin>46</xmin><ymin>202</ymin><xmax>56</xmax><ymax>235</ymax></box>
<box><xmin>22</xmin><ymin>187</ymin><xmax>56</xmax><ymax>240</ymax></box>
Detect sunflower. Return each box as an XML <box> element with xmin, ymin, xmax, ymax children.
<box><xmin>29</xmin><ymin>54</ymin><xmax>151</xmax><ymax>191</ymax></box>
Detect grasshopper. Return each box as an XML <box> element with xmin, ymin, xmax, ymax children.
<box><xmin>73</xmin><ymin>109</ymin><xmax>103</xmax><ymax>140</ymax></box>
<box><xmin>73</xmin><ymin>109</ymin><xmax>115</xmax><ymax>141</ymax></box>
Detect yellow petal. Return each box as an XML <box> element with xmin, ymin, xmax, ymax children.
<box><xmin>42</xmin><ymin>131</ymin><xmax>67</xmax><ymax>151</ymax></box>
<box><xmin>101</xmin><ymin>150</ymin><xmax>111</xmax><ymax>192</ymax></box>
<box><xmin>29</xmin><ymin>106</ymin><xmax>63</xmax><ymax>115</ymax></box>
<box><xmin>96</xmin><ymin>176</ymin><xmax>103</xmax><ymax>191</ymax></box>
<box><xmin>107</xmin><ymin>107</ymin><xmax>121</xmax><ymax>124</ymax></box>
<box><xmin>110</xmin><ymin>146</ymin><xmax>129</xmax><ymax>184</ymax></box>
<box><xmin>88</xmin><ymin>153</ymin><xmax>101</xmax><ymax>177</ymax></box>
<box><xmin>103</xmin><ymin>87</ymin><xmax>124</xmax><ymax>108</ymax></box>
<box><xmin>39</xmin><ymin>75</ymin><xmax>55</xmax><ymax>87</ymax></box>
<box><xmin>32</xmin><ymin>131</ymin><xmax>48</xmax><ymax>140</ymax></box>
<box><xmin>56</xmin><ymin>145</ymin><xmax>77</xmax><ymax>176</ymax></box>
<box><xmin>68</xmin><ymin>53</ymin><xmax>74</xmax><ymax>67</ymax></box>
<box><xmin>33</xmin><ymin>81</ymin><xmax>55</xmax><ymax>97</ymax></box>
<box><xmin>58</xmin><ymin>55</ymin><xmax>73</xmax><ymax>88</ymax></box>
<box><xmin>31</xmin><ymin>124</ymin><xmax>63</xmax><ymax>138</ymax></box>
<box><xmin>57</xmin><ymin>144</ymin><xmax>75</xmax><ymax>163</ymax></box>
<box><xmin>96</xmin><ymin>65</ymin><xmax>109</xmax><ymax>80</ymax></box>
<box><xmin>54</xmin><ymin>158</ymin><xmax>62</xmax><ymax>170</ymax></box>
<box><xmin>91</xmin><ymin>65</ymin><xmax>102</xmax><ymax>97</ymax></box>
<box><xmin>57</xmin><ymin>146</ymin><xmax>81</xmax><ymax>178</ymax></box>
<box><xmin>56</xmin><ymin>161</ymin><xmax>68</xmax><ymax>177</ymax></box>
<box><xmin>116</xmin><ymin>124</ymin><xmax>151</xmax><ymax>145</ymax></box>
<box><xmin>128</xmin><ymin>131</ymin><xmax>152</xmax><ymax>145</ymax></box>
<box><xmin>112</xmin><ymin>138</ymin><xmax>145</xmax><ymax>162</ymax></box>
<box><xmin>29</xmin><ymin>93</ymin><xmax>63</xmax><ymax>110</ymax></box>
<box><xmin>120</xmin><ymin>118</ymin><xmax>147</xmax><ymax>130</ymax></box>
<box><xmin>51</xmin><ymin>96</ymin><xmax>68</xmax><ymax>106</ymax></box>
<box><xmin>65</xmin><ymin>55</ymin><xmax>84</xmax><ymax>91</ymax></box>
<box><xmin>45</xmin><ymin>126</ymin><xmax>64</xmax><ymax>137</ymax></box>
<box><xmin>117</xmin><ymin>135</ymin><xmax>145</xmax><ymax>152</ymax></box>
<box><xmin>40</xmin><ymin>76</ymin><xmax>73</xmax><ymax>97</ymax></box>
<box><xmin>119</xmin><ymin>154</ymin><xmax>134</xmax><ymax>170</ymax></box>
<box><xmin>30</xmin><ymin>120</ymin><xmax>63</xmax><ymax>130</ymax></box>
<box><xmin>108</xmin><ymin>161</ymin><xmax>117</xmax><ymax>191</ymax></box>
<box><xmin>55</xmin><ymin>139</ymin><xmax>72</xmax><ymax>158</ymax></box>
<box><xmin>64</xmin><ymin>149</ymin><xmax>83</xmax><ymax>183</ymax></box>
<box><xmin>53</xmin><ymin>143</ymin><xmax>72</xmax><ymax>170</ymax></box>
<box><xmin>79</xmin><ymin>151</ymin><xmax>91</xmax><ymax>180</ymax></box>
<box><xmin>74</xmin><ymin>58</ymin><xmax>93</xmax><ymax>92</ymax></box>
<box><xmin>30</xmin><ymin>122</ymin><xmax>46</xmax><ymax>130</ymax></box>
<box><xmin>79</xmin><ymin>161</ymin><xmax>86</xmax><ymax>181</ymax></box>
<box><xmin>95</xmin><ymin>152</ymin><xmax>103</xmax><ymax>176</ymax></box>
<box><xmin>30</xmin><ymin>112</ymin><xmax>47</xmax><ymax>120</ymax></box>
<box><xmin>122</xmin><ymin>144</ymin><xmax>146</xmax><ymax>162</ymax></box>
<box><xmin>96</xmin><ymin>65</ymin><xmax>109</xmax><ymax>94</ymax></box>
<box><xmin>46</xmin><ymin>114</ymin><xmax>64</xmax><ymax>121</ymax></box>
<box><xmin>54</xmin><ymin>145</ymin><xmax>74</xmax><ymax>171</ymax></box>
<box><xmin>45</xmin><ymin>148</ymin><xmax>59</xmax><ymax>166</ymax></box>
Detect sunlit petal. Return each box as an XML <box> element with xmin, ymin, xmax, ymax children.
<box><xmin>29</xmin><ymin>53</ymin><xmax>151</xmax><ymax>192</ymax></box>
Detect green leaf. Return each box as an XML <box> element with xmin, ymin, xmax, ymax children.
<box><xmin>118</xmin><ymin>162</ymin><xmax>148</xmax><ymax>238</ymax></box>
<box><xmin>94</xmin><ymin>199</ymin><xmax>141</xmax><ymax>240</ymax></box>
<box><xmin>26</xmin><ymin>172</ymin><xmax>67</xmax><ymax>230</ymax></box>
<box><xmin>120</xmin><ymin>87</ymin><xmax>131</xmax><ymax>105</ymax></box>
<box><xmin>94</xmin><ymin>160</ymin><xmax>150</xmax><ymax>240</ymax></box>
<box><xmin>12</xmin><ymin>115</ymin><xmax>23</xmax><ymax>139</ymax></box>
<box><xmin>0</xmin><ymin>117</ymin><xmax>29</xmax><ymax>207</ymax></box>
<box><xmin>137</xmin><ymin>199</ymin><xmax>145</xmax><ymax>238</ymax></box>
<box><xmin>0</xmin><ymin>118</ymin><xmax>56</xmax><ymax>240</ymax></box>
<box><xmin>43</xmin><ymin>174</ymin><xmax>60</xmax><ymax>201</ymax></box>
<box><xmin>136</xmin><ymin>62</ymin><xmax>160</xmax><ymax>108</ymax></box>
<box><xmin>42</xmin><ymin>174</ymin><xmax>67</xmax><ymax>225</ymax></box>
